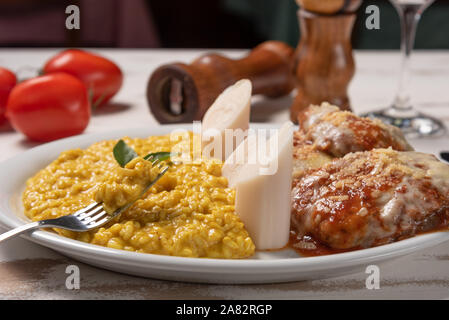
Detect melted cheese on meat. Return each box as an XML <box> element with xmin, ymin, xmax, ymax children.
<box><xmin>297</xmin><ymin>102</ymin><xmax>413</xmax><ymax>158</ymax></box>
<box><xmin>291</xmin><ymin>148</ymin><xmax>449</xmax><ymax>249</ymax></box>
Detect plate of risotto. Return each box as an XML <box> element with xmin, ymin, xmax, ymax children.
<box><xmin>0</xmin><ymin>121</ymin><xmax>448</xmax><ymax>284</ymax></box>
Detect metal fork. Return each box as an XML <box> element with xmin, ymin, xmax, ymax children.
<box><xmin>0</xmin><ymin>159</ymin><xmax>170</xmax><ymax>243</ymax></box>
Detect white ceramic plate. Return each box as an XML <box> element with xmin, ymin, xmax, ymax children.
<box><xmin>0</xmin><ymin>124</ymin><xmax>448</xmax><ymax>284</ymax></box>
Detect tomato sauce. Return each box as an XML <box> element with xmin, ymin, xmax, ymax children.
<box><xmin>288</xmin><ymin>231</ymin><xmax>360</xmax><ymax>257</ymax></box>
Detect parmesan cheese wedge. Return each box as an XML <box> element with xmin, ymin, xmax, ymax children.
<box><xmin>224</xmin><ymin>122</ymin><xmax>293</xmax><ymax>250</ymax></box>
<box><xmin>201</xmin><ymin>79</ymin><xmax>251</xmax><ymax>161</ymax></box>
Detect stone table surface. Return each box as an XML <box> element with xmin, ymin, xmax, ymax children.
<box><xmin>0</xmin><ymin>49</ymin><xmax>449</xmax><ymax>299</ymax></box>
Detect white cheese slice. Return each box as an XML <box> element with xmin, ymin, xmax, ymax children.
<box><xmin>222</xmin><ymin>131</ymin><xmax>258</xmax><ymax>188</ymax></box>
<box><xmin>201</xmin><ymin>79</ymin><xmax>251</xmax><ymax>161</ymax></box>
<box><xmin>225</xmin><ymin>122</ymin><xmax>294</xmax><ymax>250</ymax></box>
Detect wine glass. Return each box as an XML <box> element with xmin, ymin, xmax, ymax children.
<box><xmin>363</xmin><ymin>0</ymin><xmax>446</xmax><ymax>137</ymax></box>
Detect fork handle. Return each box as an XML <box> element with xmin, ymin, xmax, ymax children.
<box><xmin>0</xmin><ymin>221</ymin><xmax>41</xmax><ymax>243</ymax></box>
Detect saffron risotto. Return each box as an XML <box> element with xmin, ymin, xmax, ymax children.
<box><xmin>22</xmin><ymin>133</ymin><xmax>255</xmax><ymax>259</ymax></box>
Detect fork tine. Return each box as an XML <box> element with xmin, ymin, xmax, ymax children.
<box><xmin>73</xmin><ymin>202</ymin><xmax>101</xmax><ymax>217</ymax></box>
<box><xmin>160</xmin><ymin>166</ymin><xmax>169</xmax><ymax>174</ymax></box>
<box><xmin>87</xmin><ymin>210</ymin><xmax>108</xmax><ymax>223</ymax></box>
<box><xmin>154</xmin><ymin>167</ymin><xmax>169</xmax><ymax>180</ymax></box>
<box><xmin>89</xmin><ymin>216</ymin><xmax>109</xmax><ymax>228</ymax></box>
<box><xmin>79</xmin><ymin>204</ymin><xmax>104</xmax><ymax>220</ymax></box>
<box><xmin>81</xmin><ymin>210</ymin><xmax>105</xmax><ymax>224</ymax></box>
<box><xmin>86</xmin><ymin>211</ymin><xmax>110</xmax><ymax>227</ymax></box>
<box><xmin>151</xmin><ymin>167</ymin><xmax>169</xmax><ymax>183</ymax></box>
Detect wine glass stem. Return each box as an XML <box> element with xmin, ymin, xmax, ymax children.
<box><xmin>393</xmin><ymin>5</ymin><xmax>421</xmax><ymax>112</ymax></box>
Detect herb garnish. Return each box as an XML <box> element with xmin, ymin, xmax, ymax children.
<box><xmin>113</xmin><ymin>139</ymin><xmax>176</xmax><ymax>167</ymax></box>
<box><xmin>143</xmin><ymin>152</ymin><xmax>175</xmax><ymax>163</ymax></box>
<box><xmin>113</xmin><ymin>139</ymin><xmax>138</xmax><ymax>167</ymax></box>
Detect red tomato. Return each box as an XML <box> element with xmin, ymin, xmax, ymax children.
<box><xmin>0</xmin><ymin>67</ymin><xmax>17</xmax><ymax>123</ymax></box>
<box><xmin>6</xmin><ymin>73</ymin><xmax>90</xmax><ymax>142</ymax></box>
<box><xmin>43</xmin><ymin>49</ymin><xmax>123</xmax><ymax>107</ymax></box>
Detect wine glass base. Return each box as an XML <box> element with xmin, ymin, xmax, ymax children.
<box><xmin>362</xmin><ymin>108</ymin><xmax>446</xmax><ymax>138</ymax></box>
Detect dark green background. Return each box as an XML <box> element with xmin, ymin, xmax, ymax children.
<box><xmin>222</xmin><ymin>0</ymin><xmax>449</xmax><ymax>49</ymax></box>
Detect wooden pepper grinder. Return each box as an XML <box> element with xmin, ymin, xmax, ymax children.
<box><xmin>147</xmin><ymin>41</ymin><xmax>295</xmax><ymax>123</ymax></box>
<box><xmin>291</xmin><ymin>0</ymin><xmax>362</xmax><ymax>123</ymax></box>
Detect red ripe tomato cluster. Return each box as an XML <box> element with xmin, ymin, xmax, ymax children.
<box><xmin>1</xmin><ymin>50</ymin><xmax>123</xmax><ymax>142</ymax></box>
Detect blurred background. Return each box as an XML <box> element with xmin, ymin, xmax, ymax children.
<box><xmin>0</xmin><ymin>0</ymin><xmax>448</xmax><ymax>49</ymax></box>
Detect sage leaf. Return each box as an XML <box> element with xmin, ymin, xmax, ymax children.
<box><xmin>143</xmin><ymin>151</ymin><xmax>177</xmax><ymax>163</ymax></box>
<box><xmin>113</xmin><ymin>139</ymin><xmax>138</xmax><ymax>167</ymax></box>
